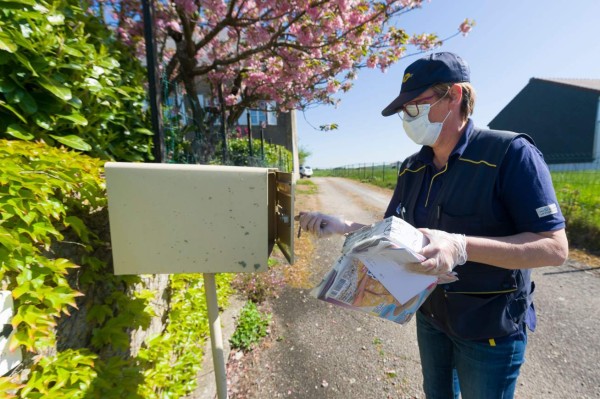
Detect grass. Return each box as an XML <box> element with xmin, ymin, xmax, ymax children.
<box><xmin>552</xmin><ymin>171</ymin><xmax>600</xmax><ymax>252</ymax></box>
<box><xmin>296</xmin><ymin>178</ymin><xmax>318</xmax><ymax>194</ymax></box>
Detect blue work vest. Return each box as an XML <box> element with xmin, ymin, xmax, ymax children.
<box><xmin>388</xmin><ymin>128</ymin><xmax>536</xmax><ymax>340</ymax></box>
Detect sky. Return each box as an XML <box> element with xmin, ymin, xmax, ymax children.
<box><xmin>296</xmin><ymin>0</ymin><xmax>600</xmax><ymax>169</ymax></box>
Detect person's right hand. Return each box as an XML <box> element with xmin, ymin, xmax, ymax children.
<box><xmin>297</xmin><ymin>211</ymin><xmax>348</xmax><ymax>238</ymax></box>
<box><xmin>417</xmin><ymin>228</ymin><xmax>468</xmax><ymax>275</ymax></box>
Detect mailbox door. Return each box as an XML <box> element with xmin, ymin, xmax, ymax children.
<box><xmin>105</xmin><ymin>163</ymin><xmax>270</xmax><ymax>275</ymax></box>
<box><xmin>276</xmin><ymin>171</ymin><xmax>294</xmax><ymax>264</ymax></box>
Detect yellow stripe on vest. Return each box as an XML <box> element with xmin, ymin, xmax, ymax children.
<box><xmin>425</xmin><ymin>163</ymin><xmax>448</xmax><ymax>207</ymax></box>
<box><xmin>489</xmin><ymin>338</ymin><xmax>496</xmax><ymax>347</ymax></box>
<box><xmin>458</xmin><ymin>157</ymin><xmax>498</xmax><ymax>168</ymax></box>
<box><xmin>398</xmin><ymin>164</ymin><xmax>427</xmax><ymax>177</ymax></box>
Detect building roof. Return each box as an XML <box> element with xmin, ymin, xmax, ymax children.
<box><xmin>534</xmin><ymin>78</ymin><xmax>600</xmax><ymax>92</ymax></box>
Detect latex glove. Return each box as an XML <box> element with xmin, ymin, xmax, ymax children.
<box><xmin>417</xmin><ymin>228</ymin><xmax>468</xmax><ymax>276</ymax></box>
<box><xmin>297</xmin><ymin>212</ymin><xmax>348</xmax><ymax>238</ymax></box>
<box><xmin>404</xmin><ymin>263</ymin><xmax>459</xmax><ymax>284</ymax></box>
<box><xmin>437</xmin><ymin>272</ymin><xmax>459</xmax><ymax>284</ymax></box>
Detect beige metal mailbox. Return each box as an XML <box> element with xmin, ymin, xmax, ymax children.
<box><xmin>105</xmin><ymin>162</ymin><xmax>294</xmax><ymax>275</ymax></box>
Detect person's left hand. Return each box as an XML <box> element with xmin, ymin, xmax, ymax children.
<box><xmin>417</xmin><ymin>228</ymin><xmax>468</xmax><ymax>275</ymax></box>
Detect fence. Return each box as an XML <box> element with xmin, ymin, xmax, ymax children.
<box><xmin>160</xmin><ymin>72</ymin><xmax>292</xmax><ymax>172</ymax></box>
<box><xmin>315</xmin><ymin>162</ymin><xmax>402</xmax><ymax>189</ymax></box>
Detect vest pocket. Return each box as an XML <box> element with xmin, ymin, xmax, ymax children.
<box><xmin>444</xmin><ymin>290</ymin><xmax>520</xmax><ymax>340</ymax></box>
<box><xmin>436</xmin><ymin>209</ymin><xmax>514</xmax><ymax>237</ymax></box>
<box><xmin>436</xmin><ymin>211</ymin><xmax>487</xmax><ymax>236</ymax></box>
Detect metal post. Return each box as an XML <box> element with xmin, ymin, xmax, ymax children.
<box><xmin>217</xmin><ymin>83</ymin><xmax>228</xmax><ymax>164</ymax></box>
<box><xmin>382</xmin><ymin>162</ymin><xmax>385</xmax><ymax>182</ymax></box>
<box><xmin>246</xmin><ymin>111</ymin><xmax>253</xmax><ymax>159</ymax></box>
<box><xmin>260</xmin><ymin>121</ymin><xmax>266</xmax><ymax>160</ymax></box>
<box><xmin>141</xmin><ymin>0</ymin><xmax>165</xmax><ymax>163</ymax></box>
<box><xmin>203</xmin><ymin>273</ymin><xmax>228</xmax><ymax>399</ymax></box>
<box><xmin>278</xmin><ymin>146</ymin><xmax>282</xmax><ymax>170</ymax></box>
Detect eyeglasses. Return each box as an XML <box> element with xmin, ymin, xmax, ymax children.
<box><xmin>397</xmin><ymin>94</ymin><xmax>438</xmax><ymax>119</ymax></box>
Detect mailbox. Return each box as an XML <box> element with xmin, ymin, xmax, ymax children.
<box><xmin>105</xmin><ymin>163</ymin><xmax>294</xmax><ymax>275</ymax></box>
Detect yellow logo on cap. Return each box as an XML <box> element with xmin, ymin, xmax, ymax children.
<box><xmin>403</xmin><ymin>73</ymin><xmax>413</xmax><ymax>83</ymax></box>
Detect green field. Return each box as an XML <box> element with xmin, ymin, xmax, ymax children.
<box><xmin>314</xmin><ymin>167</ymin><xmax>600</xmax><ymax>253</ymax></box>
<box><xmin>552</xmin><ymin>170</ymin><xmax>599</xmax><ymax>205</ymax></box>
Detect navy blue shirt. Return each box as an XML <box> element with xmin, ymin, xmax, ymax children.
<box><xmin>387</xmin><ymin>120</ymin><xmax>566</xmax><ymax>341</ymax></box>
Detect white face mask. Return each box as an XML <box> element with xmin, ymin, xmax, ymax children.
<box><xmin>402</xmin><ymin>98</ymin><xmax>451</xmax><ymax>146</ymax></box>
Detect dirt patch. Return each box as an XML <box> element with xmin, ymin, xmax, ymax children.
<box><xmin>569</xmin><ymin>248</ymin><xmax>600</xmax><ymax>266</ymax></box>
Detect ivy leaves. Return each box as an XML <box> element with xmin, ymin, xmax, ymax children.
<box><xmin>0</xmin><ymin>140</ymin><xmax>236</xmax><ymax>397</ymax></box>
<box><xmin>229</xmin><ymin>301</ymin><xmax>271</xmax><ymax>351</ymax></box>
<box><xmin>0</xmin><ymin>140</ymin><xmax>103</xmax><ymax>352</ymax></box>
<box><xmin>0</xmin><ymin>0</ymin><xmax>152</xmax><ymax>161</ymax></box>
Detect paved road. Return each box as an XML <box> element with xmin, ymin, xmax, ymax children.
<box><xmin>228</xmin><ymin>177</ymin><xmax>600</xmax><ymax>399</ymax></box>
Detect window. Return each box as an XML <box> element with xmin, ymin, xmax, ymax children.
<box><xmin>237</xmin><ymin>102</ymin><xmax>278</xmax><ymax>126</ymax></box>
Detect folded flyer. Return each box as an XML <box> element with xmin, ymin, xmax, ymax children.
<box><xmin>311</xmin><ymin>217</ymin><xmax>438</xmax><ymax>324</ymax></box>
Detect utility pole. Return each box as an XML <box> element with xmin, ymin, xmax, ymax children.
<box><xmin>142</xmin><ymin>0</ymin><xmax>165</xmax><ymax>162</ymax></box>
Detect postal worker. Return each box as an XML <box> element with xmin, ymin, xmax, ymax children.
<box><xmin>299</xmin><ymin>51</ymin><xmax>568</xmax><ymax>399</ymax></box>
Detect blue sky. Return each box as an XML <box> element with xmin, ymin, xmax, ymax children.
<box><xmin>297</xmin><ymin>0</ymin><xmax>600</xmax><ymax>169</ymax></box>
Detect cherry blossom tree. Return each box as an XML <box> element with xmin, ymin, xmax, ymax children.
<box><xmin>91</xmin><ymin>0</ymin><xmax>473</xmax><ymax>162</ymax></box>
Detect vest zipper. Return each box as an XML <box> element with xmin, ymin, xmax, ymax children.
<box><xmin>425</xmin><ymin>163</ymin><xmax>448</xmax><ymax>207</ymax></box>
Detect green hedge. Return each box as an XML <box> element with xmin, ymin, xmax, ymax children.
<box><xmin>225</xmin><ymin>137</ymin><xmax>292</xmax><ymax>170</ymax></box>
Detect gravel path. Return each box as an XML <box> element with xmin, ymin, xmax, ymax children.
<box><xmin>227</xmin><ymin>177</ymin><xmax>600</xmax><ymax>399</ymax></box>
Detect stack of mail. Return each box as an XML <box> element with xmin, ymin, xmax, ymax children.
<box><xmin>310</xmin><ymin>217</ymin><xmax>438</xmax><ymax>324</ymax></box>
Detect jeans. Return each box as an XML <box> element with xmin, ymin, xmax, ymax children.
<box><xmin>416</xmin><ymin>311</ymin><xmax>527</xmax><ymax>399</ymax></box>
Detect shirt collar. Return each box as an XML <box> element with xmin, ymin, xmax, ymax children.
<box><xmin>415</xmin><ymin>118</ymin><xmax>474</xmax><ymax>164</ymax></box>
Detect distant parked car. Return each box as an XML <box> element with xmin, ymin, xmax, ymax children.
<box><xmin>299</xmin><ymin>165</ymin><xmax>313</xmax><ymax>178</ymax></box>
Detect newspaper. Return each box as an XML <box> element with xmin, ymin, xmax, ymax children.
<box><xmin>310</xmin><ymin>217</ymin><xmax>438</xmax><ymax>324</ymax></box>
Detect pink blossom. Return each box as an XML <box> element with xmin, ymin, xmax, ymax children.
<box><xmin>95</xmin><ymin>0</ymin><xmax>471</xmax><ymax>114</ymax></box>
<box><xmin>225</xmin><ymin>94</ymin><xmax>239</xmax><ymax>106</ymax></box>
<box><xmin>366</xmin><ymin>55</ymin><xmax>377</xmax><ymax>69</ymax></box>
<box><xmin>166</xmin><ymin>20</ymin><xmax>182</xmax><ymax>34</ymax></box>
<box><xmin>326</xmin><ymin>81</ymin><xmax>339</xmax><ymax>93</ymax></box>
<box><xmin>459</xmin><ymin>19</ymin><xmax>475</xmax><ymax>36</ymax></box>
<box><xmin>174</xmin><ymin>0</ymin><xmax>198</xmax><ymax>15</ymax></box>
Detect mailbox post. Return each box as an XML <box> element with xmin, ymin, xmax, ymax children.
<box><xmin>204</xmin><ymin>273</ymin><xmax>227</xmax><ymax>396</ymax></box>
<box><xmin>105</xmin><ymin>163</ymin><xmax>294</xmax><ymax>399</ymax></box>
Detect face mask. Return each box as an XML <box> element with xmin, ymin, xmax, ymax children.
<box><xmin>402</xmin><ymin>98</ymin><xmax>451</xmax><ymax>146</ymax></box>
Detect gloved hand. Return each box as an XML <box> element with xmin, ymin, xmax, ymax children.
<box><xmin>417</xmin><ymin>228</ymin><xmax>468</xmax><ymax>276</ymax></box>
<box><xmin>297</xmin><ymin>212</ymin><xmax>348</xmax><ymax>238</ymax></box>
<box><xmin>436</xmin><ymin>272</ymin><xmax>459</xmax><ymax>284</ymax></box>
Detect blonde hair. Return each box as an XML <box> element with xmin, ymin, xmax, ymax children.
<box><xmin>431</xmin><ymin>82</ymin><xmax>476</xmax><ymax>121</ymax></box>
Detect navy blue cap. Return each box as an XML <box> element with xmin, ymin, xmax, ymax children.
<box><xmin>381</xmin><ymin>52</ymin><xmax>470</xmax><ymax>116</ymax></box>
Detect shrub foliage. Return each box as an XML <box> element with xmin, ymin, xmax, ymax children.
<box><xmin>0</xmin><ymin>140</ymin><xmax>233</xmax><ymax>397</ymax></box>
<box><xmin>0</xmin><ymin>0</ymin><xmax>153</xmax><ymax>161</ymax></box>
